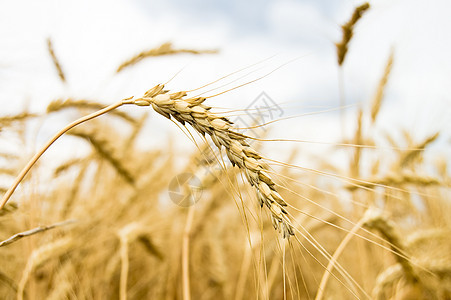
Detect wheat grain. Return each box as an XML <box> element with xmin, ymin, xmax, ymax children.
<box><xmin>132</xmin><ymin>84</ymin><xmax>294</xmax><ymax>238</ymax></box>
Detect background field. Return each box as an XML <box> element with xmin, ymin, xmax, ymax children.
<box><xmin>1</xmin><ymin>1</ymin><xmax>450</xmax><ymax>299</ymax></box>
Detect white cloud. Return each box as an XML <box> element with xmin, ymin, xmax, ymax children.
<box><xmin>0</xmin><ymin>0</ymin><xmax>449</xmax><ymax>161</ymax></box>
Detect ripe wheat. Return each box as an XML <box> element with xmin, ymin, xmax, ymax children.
<box><xmin>132</xmin><ymin>84</ymin><xmax>295</xmax><ymax>238</ymax></box>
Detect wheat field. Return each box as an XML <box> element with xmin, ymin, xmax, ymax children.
<box><xmin>1</xmin><ymin>2</ymin><xmax>451</xmax><ymax>300</ymax></box>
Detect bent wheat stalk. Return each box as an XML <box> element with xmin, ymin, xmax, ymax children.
<box><xmin>0</xmin><ymin>219</ymin><xmax>76</xmax><ymax>248</ymax></box>
<box><xmin>0</xmin><ymin>97</ymin><xmax>134</xmax><ymax>209</ymax></box>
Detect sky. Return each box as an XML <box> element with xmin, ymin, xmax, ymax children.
<box><xmin>0</xmin><ymin>0</ymin><xmax>450</xmax><ymax>167</ymax></box>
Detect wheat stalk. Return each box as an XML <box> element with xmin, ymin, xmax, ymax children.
<box><xmin>132</xmin><ymin>84</ymin><xmax>294</xmax><ymax>238</ymax></box>
<box><xmin>0</xmin><ymin>220</ymin><xmax>75</xmax><ymax>248</ymax></box>
<box><xmin>182</xmin><ymin>206</ymin><xmax>195</xmax><ymax>300</ymax></box>
<box><xmin>0</xmin><ymin>97</ymin><xmax>134</xmax><ymax>209</ymax></box>
<box><xmin>117</xmin><ymin>223</ymin><xmax>141</xmax><ymax>300</ymax></box>
<box><xmin>315</xmin><ymin>209</ymin><xmax>369</xmax><ymax>300</ymax></box>
<box><xmin>47</xmin><ymin>98</ymin><xmax>138</xmax><ymax>125</ymax></box>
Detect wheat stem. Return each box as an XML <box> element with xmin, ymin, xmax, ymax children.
<box><xmin>315</xmin><ymin>212</ymin><xmax>367</xmax><ymax>300</ymax></box>
<box><xmin>182</xmin><ymin>206</ymin><xmax>195</xmax><ymax>300</ymax></box>
<box><xmin>0</xmin><ymin>220</ymin><xmax>76</xmax><ymax>248</ymax></box>
<box><xmin>119</xmin><ymin>235</ymin><xmax>129</xmax><ymax>300</ymax></box>
<box><xmin>0</xmin><ymin>98</ymin><xmax>134</xmax><ymax>209</ymax></box>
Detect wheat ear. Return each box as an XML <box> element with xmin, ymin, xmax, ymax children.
<box><xmin>132</xmin><ymin>84</ymin><xmax>295</xmax><ymax>238</ymax></box>
<box><xmin>364</xmin><ymin>213</ymin><xmax>419</xmax><ymax>284</ymax></box>
<box><xmin>17</xmin><ymin>237</ymin><xmax>72</xmax><ymax>300</ymax></box>
<box><xmin>370</xmin><ymin>51</ymin><xmax>394</xmax><ymax>123</ymax></box>
<box><xmin>47</xmin><ymin>38</ymin><xmax>66</xmax><ymax>82</ymax></box>
<box><xmin>0</xmin><ymin>113</ymin><xmax>38</xmax><ymax>130</ymax></box>
<box><xmin>336</xmin><ymin>3</ymin><xmax>370</xmax><ymax>66</ymax></box>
